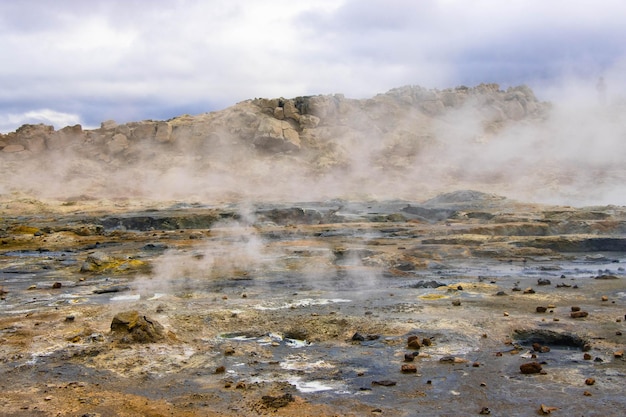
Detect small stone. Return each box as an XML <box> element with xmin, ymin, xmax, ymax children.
<box><xmin>583</xmin><ymin>391</ymin><xmax>592</xmax><ymax>396</ymax></box>
<box><xmin>215</xmin><ymin>366</ymin><xmax>226</xmax><ymax>374</ymax></box>
<box><xmin>452</xmin><ymin>300</ymin><xmax>461</xmax><ymax>306</ymax></box>
<box><xmin>601</xmin><ymin>295</ymin><xmax>608</xmax><ymax>301</ymax></box>
<box><xmin>352</xmin><ymin>332</ymin><xmax>366</xmax><ymax>342</ymax></box>
<box><xmin>537</xmin><ymin>278</ymin><xmax>551</xmax><ymax>286</ymax></box>
<box><xmin>520</xmin><ymin>362</ymin><xmax>542</xmax><ymax>374</ymax></box>
<box><xmin>571</xmin><ymin>311</ymin><xmax>589</xmax><ymax>318</ymax></box>
<box><xmin>372</xmin><ymin>380</ymin><xmax>397</xmax><ymax>386</ymax></box>
<box><xmin>65</xmin><ymin>315</ymin><xmax>75</xmax><ymax>322</ymax></box>
<box><xmin>617</xmin><ymin>331</ymin><xmax>623</xmax><ymax>336</ymax></box>
<box><xmin>52</xmin><ymin>282</ymin><xmax>62</xmax><ymax>289</ymax></box>
<box><xmin>480</xmin><ymin>382</ymin><xmax>487</xmax><ymax>387</ymax></box>
<box><xmin>585</xmin><ymin>378</ymin><xmax>595</xmax><ymax>386</ymax></box>
<box><xmin>583</xmin><ymin>353</ymin><xmax>592</xmax><ymax>360</ymax></box>
<box><xmin>594</xmin><ymin>357</ymin><xmax>603</xmax><ymax>362</ymax></box>
<box><xmin>422</xmin><ymin>337</ymin><xmax>432</xmax><ymax>346</ymax></box>
<box><xmin>401</xmin><ymin>364</ymin><xmax>417</xmax><ymax>373</ymax></box>
<box><xmin>614</xmin><ymin>350</ymin><xmax>624</xmax><ymax>358</ymax></box>
<box><xmin>536</xmin><ymin>306</ymin><xmax>547</xmax><ymax>313</ymax></box>
<box><xmin>503</xmin><ymin>312</ymin><xmax>509</xmax><ymax>317</ymax></box>
<box><xmin>571</xmin><ymin>306</ymin><xmax>581</xmax><ymax>312</ymax></box>
<box><xmin>407</xmin><ymin>335</ymin><xmax>421</xmax><ymax>349</ymax></box>
<box><xmin>539</xmin><ymin>404</ymin><xmax>558</xmax><ymax>414</ymax></box>
<box><xmin>523</xmin><ymin>288</ymin><xmax>535</xmax><ymax>294</ymax></box>
<box><xmin>496</xmin><ymin>291</ymin><xmax>506</xmax><ymax>296</ymax></box>
<box><xmin>224</xmin><ymin>346</ymin><xmax>235</xmax><ymax>356</ymax></box>
<box><xmin>404</xmin><ymin>353</ymin><xmax>416</xmax><ymax>362</ymax></box>
<box><xmin>472</xmin><ymin>362</ymin><xmax>480</xmax><ymax>367</ymax></box>
<box><xmin>479</xmin><ymin>406</ymin><xmax>491</xmax><ymax>415</ymax></box>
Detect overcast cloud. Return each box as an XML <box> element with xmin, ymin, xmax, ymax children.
<box><xmin>1</xmin><ymin>0</ymin><xmax>625</xmax><ymax>133</ymax></box>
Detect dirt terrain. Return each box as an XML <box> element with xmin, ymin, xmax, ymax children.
<box><xmin>1</xmin><ymin>190</ymin><xmax>624</xmax><ymax>416</ymax></box>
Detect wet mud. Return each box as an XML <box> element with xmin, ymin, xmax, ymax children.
<box><xmin>0</xmin><ymin>191</ymin><xmax>625</xmax><ymax>416</ymax></box>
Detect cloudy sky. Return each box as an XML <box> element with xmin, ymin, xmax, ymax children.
<box><xmin>1</xmin><ymin>0</ymin><xmax>625</xmax><ymax>133</ymax></box>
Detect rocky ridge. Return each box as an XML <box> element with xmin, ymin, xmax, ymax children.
<box><xmin>0</xmin><ymin>83</ymin><xmax>545</xmax><ymax>168</ymax></box>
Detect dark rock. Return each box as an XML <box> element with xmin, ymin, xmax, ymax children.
<box><xmin>93</xmin><ymin>285</ymin><xmax>131</xmax><ymax>294</ymax></box>
<box><xmin>585</xmin><ymin>378</ymin><xmax>595</xmax><ymax>386</ymax></box>
<box><xmin>595</xmin><ymin>274</ymin><xmax>619</xmax><ymax>280</ymax></box>
<box><xmin>513</xmin><ymin>329</ymin><xmax>587</xmax><ymax>348</ymax></box>
<box><xmin>537</xmin><ymin>278</ymin><xmax>551</xmax><ymax>286</ymax></box>
<box><xmin>571</xmin><ymin>311</ymin><xmax>589</xmax><ymax>318</ymax></box>
<box><xmin>352</xmin><ymin>332</ymin><xmax>365</xmax><ymax>342</ymax></box>
<box><xmin>520</xmin><ymin>362</ymin><xmax>542</xmax><ymax>374</ymax></box>
<box><xmin>571</xmin><ymin>306</ymin><xmax>581</xmax><ymax>312</ymax></box>
<box><xmin>372</xmin><ymin>380</ymin><xmax>397</xmax><ymax>386</ymax></box>
<box><xmin>536</xmin><ymin>306</ymin><xmax>547</xmax><ymax>313</ymax></box>
<box><xmin>409</xmin><ymin>280</ymin><xmax>446</xmax><ymax>289</ymax></box>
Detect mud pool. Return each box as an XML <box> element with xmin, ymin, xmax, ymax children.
<box><xmin>1</xmin><ymin>192</ymin><xmax>625</xmax><ymax>416</ymax></box>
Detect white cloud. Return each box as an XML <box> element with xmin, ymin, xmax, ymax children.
<box><xmin>1</xmin><ymin>0</ymin><xmax>626</xmax><ymax>126</ymax></box>
<box><xmin>0</xmin><ymin>109</ymin><xmax>83</xmax><ymax>133</ymax></box>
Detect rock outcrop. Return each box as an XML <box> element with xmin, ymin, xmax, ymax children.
<box><xmin>0</xmin><ymin>84</ymin><xmax>546</xmax><ymax>162</ymax></box>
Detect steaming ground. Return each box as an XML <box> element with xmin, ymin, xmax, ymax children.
<box><xmin>1</xmin><ymin>83</ymin><xmax>625</xmax><ymax>207</ymax></box>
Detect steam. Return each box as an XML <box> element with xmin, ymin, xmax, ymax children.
<box><xmin>1</xmin><ymin>75</ymin><xmax>626</xmax><ymax>207</ymax></box>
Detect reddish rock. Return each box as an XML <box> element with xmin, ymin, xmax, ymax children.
<box><xmin>520</xmin><ymin>362</ymin><xmax>543</xmax><ymax>374</ymax></box>
<box><xmin>571</xmin><ymin>311</ymin><xmax>589</xmax><ymax>318</ymax></box>
<box><xmin>401</xmin><ymin>364</ymin><xmax>417</xmax><ymax>373</ymax></box>
<box><xmin>585</xmin><ymin>378</ymin><xmax>595</xmax><ymax>386</ymax></box>
<box><xmin>407</xmin><ymin>335</ymin><xmax>421</xmax><ymax>349</ymax></box>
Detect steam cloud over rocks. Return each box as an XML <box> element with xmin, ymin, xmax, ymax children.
<box><xmin>1</xmin><ymin>83</ymin><xmax>625</xmax><ymax>205</ymax></box>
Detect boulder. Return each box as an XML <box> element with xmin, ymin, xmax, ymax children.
<box><xmin>107</xmin><ymin>133</ymin><xmax>129</xmax><ymax>154</ymax></box>
<box><xmin>110</xmin><ymin>310</ymin><xmax>166</xmax><ymax>343</ymax></box>
<box><xmin>154</xmin><ymin>122</ymin><xmax>173</xmax><ymax>143</ymax></box>
<box><xmin>253</xmin><ymin>117</ymin><xmax>301</xmax><ymax>152</ymax></box>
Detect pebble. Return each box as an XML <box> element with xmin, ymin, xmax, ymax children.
<box><xmin>571</xmin><ymin>311</ymin><xmax>589</xmax><ymax>318</ymax></box>
<box><xmin>601</xmin><ymin>295</ymin><xmax>608</xmax><ymax>301</ymax></box>
<box><xmin>404</xmin><ymin>352</ymin><xmax>417</xmax><ymax>362</ymax></box>
<box><xmin>479</xmin><ymin>406</ymin><xmax>491</xmax><ymax>414</ymax></box>
<box><xmin>571</xmin><ymin>306</ymin><xmax>581</xmax><ymax>312</ymax></box>
<box><xmin>215</xmin><ymin>366</ymin><xmax>226</xmax><ymax>374</ymax></box>
<box><xmin>503</xmin><ymin>312</ymin><xmax>509</xmax><ymax>317</ymax></box>
<box><xmin>583</xmin><ymin>353</ymin><xmax>592</xmax><ymax>360</ymax></box>
<box><xmin>407</xmin><ymin>336</ymin><xmax>421</xmax><ymax>349</ymax></box>
<box><xmin>539</xmin><ymin>404</ymin><xmax>558</xmax><ymax>414</ymax></box>
<box><xmin>52</xmin><ymin>282</ymin><xmax>62</xmax><ymax>289</ymax></box>
<box><xmin>401</xmin><ymin>364</ymin><xmax>417</xmax><ymax>373</ymax></box>
<box><xmin>520</xmin><ymin>362</ymin><xmax>543</xmax><ymax>374</ymax></box>
<box><xmin>537</xmin><ymin>278</ymin><xmax>551</xmax><ymax>286</ymax></box>
<box><xmin>523</xmin><ymin>288</ymin><xmax>536</xmax><ymax>294</ymax></box>
<box><xmin>585</xmin><ymin>378</ymin><xmax>595</xmax><ymax>386</ymax></box>
<box><xmin>614</xmin><ymin>350</ymin><xmax>624</xmax><ymax>358</ymax></box>
<box><xmin>422</xmin><ymin>337</ymin><xmax>432</xmax><ymax>346</ymax></box>
<box><xmin>452</xmin><ymin>300</ymin><xmax>462</xmax><ymax>306</ymax></box>
<box><xmin>372</xmin><ymin>380</ymin><xmax>397</xmax><ymax>387</ymax></box>
<box><xmin>583</xmin><ymin>391</ymin><xmax>592</xmax><ymax>396</ymax></box>
<box><xmin>536</xmin><ymin>306</ymin><xmax>547</xmax><ymax>313</ymax></box>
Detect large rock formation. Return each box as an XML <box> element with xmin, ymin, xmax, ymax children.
<box><xmin>0</xmin><ymin>83</ymin><xmax>546</xmax><ymax>160</ymax></box>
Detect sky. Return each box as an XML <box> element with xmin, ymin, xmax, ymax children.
<box><xmin>1</xmin><ymin>0</ymin><xmax>626</xmax><ymax>133</ymax></box>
